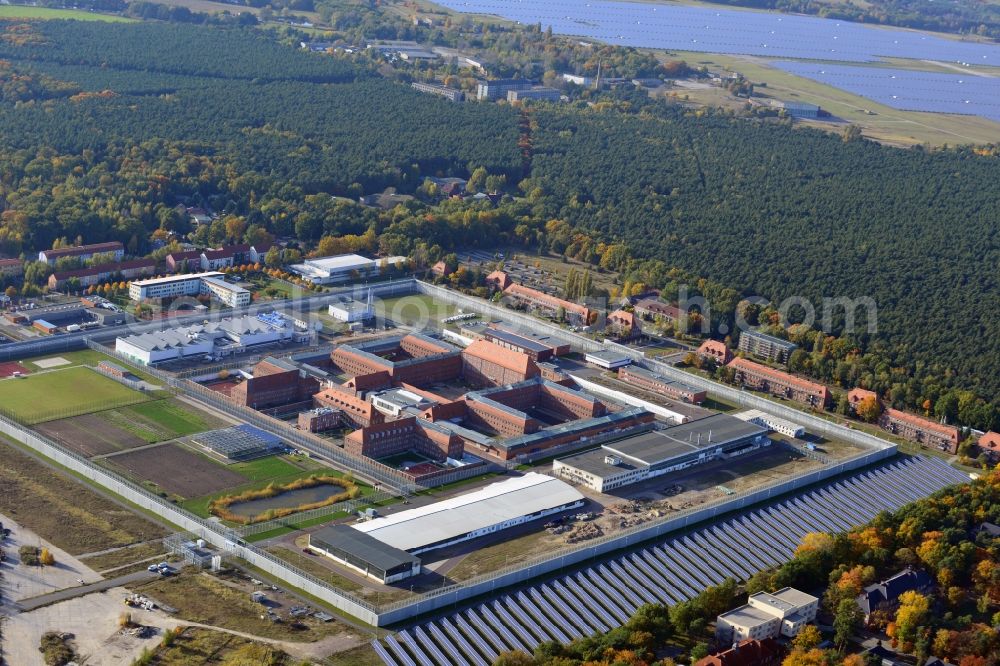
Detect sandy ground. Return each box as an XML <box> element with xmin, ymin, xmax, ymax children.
<box><xmin>0</xmin><ymin>512</ymin><xmax>102</xmax><ymax>602</ymax></box>
<box><xmin>30</xmin><ymin>357</ymin><xmax>71</xmax><ymax>369</ymax></box>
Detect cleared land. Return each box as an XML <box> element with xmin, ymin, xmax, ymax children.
<box><xmin>0</xmin><ymin>5</ymin><xmax>134</xmax><ymax>20</ymax></box>
<box><xmin>36</xmin><ymin>413</ymin><xmax>148</xmax><ymax>457</ymax></box>
<box><xmin>143</xmin><ymin>627</ymin><xmax>291</xmax><ymax>666</ymax></box>
<box><xmin>0</xmin><ymin>436</ymin><xmax>166</xmax><ymax>554</ymax></box>
<box><xmin>0</xmin><ymin>366</ymin><xmax>149</xmax><ymax>424</ymax></box>
<box><xmin>104</xmin><ymin>443</ymin><xmax>246</xmax><ymax>498</ymax></box>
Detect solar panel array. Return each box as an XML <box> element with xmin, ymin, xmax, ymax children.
<box><xmin>775</xmin><ymin>62</ymin><xmax>1000</xmax><ymax>123</ymax></box>
<box><xmin>437</xmin><ymin>0</ymin><xmax>1000</xmax><ymax>64</ymax></box>
<box><xmin>373</xmin><ymin>456</ymin><xmax>967</xmax><ymax>665</ymax></box>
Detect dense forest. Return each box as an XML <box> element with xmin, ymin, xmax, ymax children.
<box><xmin>494</xmin><ymin>468</ymin><xmax>1000</xmax><ymax>666</ymax></box>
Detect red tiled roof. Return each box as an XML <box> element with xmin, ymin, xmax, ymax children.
<box><xmin>43</xmin><ymin>242</ymin><xmax>123</xmax><ymax>260</ymax></box>
<box><xmin>884</xmin><ymin>408</ymin><xmax>959</xmax><ymax>439</ymax></box>
<box><xmin>634</xmin><ymin>298</ymin><xmax>681</xmax><ymax>319</ymax></box>
<box><xmin>51</xmin><ymin>259</ymin><xmax>155</xmax><ymax>281</ymax></box>
<box><xmin>978</xmin><ymin>431</ymin><xmax>1000</xmax><ymax>451</ymax></box>
<box><xmin>463</xmin><ymin>339</ymin><xmax>537</xmax><ymax>375</ymax></box>
<box><xmin>607</xmin><ymin>310</ymin><xmax>637</xmax><ymax>327</ymax></box>
<box><xmin>0</xmin><ymin>258</ymin><xmax>22</xmax><ymax>267</ymax></box>
<box><xmin>486</xmin><ymin>270</ymin><xmax>512</xmax><ymax>290</ymax></box>
<box><xmin>698</xmin><ymin>339</ymin><xmax>730</xmax><ymax>357</ymax></box>
<box><xmin>167</xmin><ymin>250</ymin><xmax>200</xmax><ymax>262</ymax></box>
<box><xmin>728</xmin><ymin>357</ymin><xmax>829</xmax><ymax>396</ymax></box>
<box><xmin>848</xmin><ymin>388</ymin><xmax>878</xmax><ymax>404</ymax></box>
<box><xmin>503</xmin><ymin>282</ymin><xmax>592</xmax><ymax>318</ymax></box>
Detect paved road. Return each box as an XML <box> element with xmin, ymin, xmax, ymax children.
<box><xmin>14</xmin><ymin>569</ymin><xmax>160</xmax><ymax>612</ymax></box>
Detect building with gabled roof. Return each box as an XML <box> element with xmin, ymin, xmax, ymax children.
<box><xmin>878</xmin><ymin>408</ymin><xmax>959</xmax><ymax>454</ymax></box>
<box><xmin>977</xmin><ymin>431</ymin><xmax>1000</xmax><ymax>463</ymax></box>
<box><xmin>633</xmin><ymin>298</ymin><xmax>682</xmax><ymax>323</ymax></box>
<box><xmin>694</xmin><ymin>638</ymin><xmax>784</xmax><ymax>666</ymax></box>
<box><xmin>727</xmin><ymin>357</ymin><xmax>830</xmax><ymax>410</ymax></box>
<box><xmin>856</xmin><ymin>569</ymin><xmax>933</xmax><ymax>624</ymax></box>
<box><xmin>461</xmin><ymin>339</ymin><xmax>540</xmax><ymax>387</ymax></box>
<box><xmin>698</xmin><ymin>339</ymin><xmax>732</xmax><ymax>365</ymax></box>
<box><xmin>313</xmin><ymin>385</ymin><xmax>385</xmax><ymax>428</ymax></box>
<box><xmin>39</xmin><ymin>241</ymin><xmax>124</xmax><ymax>265</ymax></box>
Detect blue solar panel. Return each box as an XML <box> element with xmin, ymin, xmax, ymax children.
<box><xmin>469</xmin><ymin>606</ymin><xmax>520</xmax><ymax>653</ymax></box>
<box><xmin>439</xmin><ymin>618</ymin><xmax>491</xmax><ymax>666</ymax></box>
<box><xmin>493</xmin><ymin>600</ymin><xmax>539</xmax><ymax>647</ymax></box>
<box><xmin>372</xmin><ymin>639</ymin><xmax>402</xmax><ymax>666</ymax></box>
<box><xmin>580</xmin><ymin>571</ymin><xmax>632</xmax><ymax>622</ymax></box>
<box><xmin>645</xmin><ymin>548</ymin><xmax>700</xmax><ymax>597</ymax></box>
<box><xmin>539</xmin><ymin>584</ymin><xmax>596</xmax><ymax>635</ymax></box>
<box><xmin>607</xmin><ymin>559</ymin><xmax>660</xmax><ymax>606</ymax></box>
<box><xmin>775</xmin><ymin>62</ymin><xmax>1000</xmax><ymax>124</ymax></box>
<box><xmin>626</xmin><ymin>553</ymin><xmax>685</xmax><ymax>604</ymax></box>
<box><xmin>383</xmin><ymin>634</ymin><xmax>417</xmax><ymax>666</ymax></box>
<box><xmin>411</xmin><ymin>626</ymin><xmax>450</xmax><ymax>666</ymax></box>
<box><xmin>526</xmin><ymin>590</ymin><xmax>578</xmax><ymax>640</ymax></box>
<box><xmin>557</xmin><ymin>578</ymin><xmax>614</xmax><ymax>631</ymax></box>
<box><xmin>437</xmin><ymin>0</ymin><xmax>1000</xmax><ymax>64</ymax></box>
<box><xmin>514</xmin><ymin>592</ymin><xmax>569</xmax><ymax>643</ymax></box>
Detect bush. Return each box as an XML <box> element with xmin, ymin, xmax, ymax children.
<box><xmin>19</xmin><ymin>545</ymin><xmax>40</xmax><ymax>566</ymax></box>
<box><xmin>38</xmin><ymin>632</ymin><xmax>75</xmax><ymax>666</ymax></box>
<box><xmin>39</xmin><ymin>547</ymin><xmax>55</xmax><ymax>566</ymax></box>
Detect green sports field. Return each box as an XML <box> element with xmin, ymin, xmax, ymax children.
<box><xmin>0</xmin><ymin>366</ymin><xmax>149</xmax><ymax>424</ymax></box>
<box><xmin>0</xmin><ymin>6</ymin><xmax>134</xmax><ymax>21</ymax></box>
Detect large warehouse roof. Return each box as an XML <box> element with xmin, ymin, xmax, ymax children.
<box><xmin>603</xmin><ymin>413</ymin><xmax>767</xmax><ymax>467</ymax></box>
<box><xmin>353</xmin><ymin>473</ymin><xmax>583</xmax><ymax>552</ymax></box>
<box><xmin>311</xmin><ymin>524</ymin><xmax>419</xmax><ymax>573</ymax></box>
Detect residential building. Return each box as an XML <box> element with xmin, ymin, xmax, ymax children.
<box><xmin>197</xmin><ymin>243</ymin><xmax>271</xmax><ymax>271</ymax></box>
<box><xmin>716</xmin><ymin>588</ymin><xmax>819</xmax><ymax>643</ymax></box>
<box><xmin>856</xmin><ymin>569</ymin><xmax>933</xmax><ymax>624</ymax></box>
<box><xmin>848</xmin><ymin>387</ymin><xmax>878</xmax><ymax>410</ymax></box>
<box><xmin>461</xmin><ymin>339</ymin><xmax>540</xmax><ymax>387</ymax></box>
<box><xmin>165</xmin><ymin>250</ymin><xmax>202</xmax><ymax>273</ymax></box>
<box><xmin>727</xmin><ymin>358</ymin><xmax>830</xmax><ymax>410</ymax></box>
<box><xmin>230</xmin><ymin>357</ymin><xmax>319</xmax><ymax>410</ymax></box>
<box><xmin>430</xmin><ymin>260</ymin><xmax>453</xmax><ymax>277</ymax></box>
<box><xmin>201</xmin><ymin>276</ymin><xmax>251</xmax><ymax>307</ymax></box>
<box><xmin>0</xmin><ymin>258</ymin><xmax>23</xmax><ymax>279</ymax></box>
<box><xmin>485</xmin><ymin>270</ymin><xmax>512</xmax><ymax>291</ymax></box>
<box><xmin>878</xmin><ymin>408</ymin><xmax>960</xmax><ymax>453</ymax></box>
<box><xmin>507</xmin><ymin>86</ymin><xmax>562</xmax><ymax>102</ymax></box>
<box><xmin>633</xmin><ymin>298</ymin><xmax>682</xmax><ymax>324</ymax></box>
<box><xmin>411</xmin><ymin>81</ymin><xmax>465</xmax><ymax>102</ymax></box>
<box><xmin>48</xmin><ymin>259</ymin><xmax>155</xmax><ymax>291</ymax></box>
<box><xmin>738</xmin><ymin>329</ymin><xmax>798</xmax><ymax>364</ymax></box>
<box><xmin>476</xmin><ymin>78</ymin><xmax>533</xmax><ymax>101</ymax></box>
<box><xmin>553</xmin><ymin>413</ymin><xmax>768</xmax><ymax>492</ymax></box>
<box><xmin>128</xmin><ymin>271</ymin><xmax>249</xmax><ymax>307</ymax></box>
<box><xmin>694</xmin><ymin>639</ymin><xmax>784</xmax><ymax>666</ymax></box>
<box><xmin>698</xmin><ymin>339</ymin><xmax>733</xmax><ymax>365</ymax></box>
<box><xmin>618</xmin><ymin>366</ymin><xmax>706</xmax><ymax>404</ymax></box>
<box><xmin>498</xmin><ymin>278</ymin><xmax>595</xmax><ymax>323</ymax></box>
<box><xmin>977</xmin><ymin>431</ymin><xmax>1000</xmax><ymax>463</ymax></box>
<box><xmin>39</xmin><ymin>241</ymin><xmax>124</xmax><ymax>265</ymax></box>
<box><xmin>287</xmin><ymin>253</ymin><xmax>407</xmax><ymax>285</ymax></box>
<box><xmin>606</xmin><ymin>310</ymin><xmax>641</xmax><ymax>340</ymax></box>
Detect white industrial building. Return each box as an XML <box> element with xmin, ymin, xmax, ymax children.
<box><xmin>584</xmin><ymin>350</ymin><xmax>632</xmax><ymax>370</ymax></box>
<box><xmin>734</xmin><ymin>409</ymin><xmax>805</xmax><ymax>438</ymax></box>
<box><xmin>716</xmin><ymin>588</ymin><xmax>819</xmax><ymax>643</ymax></box>
<box><xmin>288</xmin><ymin>253</ymin><xmax>407</xmax><ymax>285</ymax></box>
<box><xmin>353</xmin><ymin>473</ymin><xmax>584</xmax><ymax>554</ymax></box>
<box><xmin>115</xmin><ymin>314</ymin><xmax>305</xmax><ymax>365</ymax></box>
<box><xmin>327</xmin><ymin>291</ymin><xmax>375</xmax><ymax>323</ymax></box>
<box><xmin>129</xmin><ymin>272</ymin><xmax>250</xmax><ymax>308</ymax></box>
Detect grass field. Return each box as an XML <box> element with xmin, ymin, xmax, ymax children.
<box><xmin>0</xmin><ymin>366</ymin><xmax>149</xmax><ymax>424</ymax></box>
<box><xmin>0</xmin><ymin>5</ymin><xmax>134</xmax><ymax>20</ymax></box>
<box><xmin>106</xmin><ymin>399</ymin><xmax>219</xmax><ymax>443</ymax></box>
<box><xmin>0</xmin><ymin>435</ymin><xmax>167</xmax><ymax>555</ymax></box>
<box><xmin>375</xmin><ymin>294</ymin><xmax>459</xmax><ymax>328</ymax></box>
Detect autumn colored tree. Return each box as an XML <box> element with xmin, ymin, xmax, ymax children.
<box><xmin>39</xmin><ymin>548</ymin><xmax>55</xmax><ymax>566</ymax></box>
<box><xmin>855</xmin><ymin>395</ymin><xmax>882</xmax><ymax>423</ymax></box>
<box><xmin>892</xmin><ymin>591</ymin><xmax>930</xmax><ymax>650</ymax></box>
<box><xmin>792</xmin><ymin>625</ymin><xmax>823</xmax><ymax>651</ymax></box>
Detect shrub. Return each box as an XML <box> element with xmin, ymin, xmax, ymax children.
<box><xmin>39</xmin><ymin>631</ymin><xmax>75</xmax><ymax>666</ymax></box>
<box><xmin>208</xmin><ymin>475</ymin><xmax>359</xmax><ymax>524</ymax></box>
<box><xmin>19</xmin><ymin>545</ymin><xmax>40</xmax><ymax>566</ymax></box>
<box><xmin>39</xmin><ymin>548</ymin><xmax>55</xmax><ymax>566</ymax></box>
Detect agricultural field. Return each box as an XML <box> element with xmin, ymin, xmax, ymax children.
<box><xmin>35</xmin><ymin>399</ymin><xmax>222</xmax><ymax>457</ymax></box>
<box><xmin>0</xmin><ymin>5</ymin><xmax>134</xmax><ymax>20</ymax></box>
<box><xmin>0</xmin><ymin>365</ymin><xmax>149</xmax><ymax>424</ymax></box>
<box><xmin>104</xmin><ymin>443</ymin><xmax>247</xmax><ymax>498</ymax></box>
<box><xmin>0</xmin><ymin>435</ymin><xmax>167</xmax><ymax>555</ymax></box>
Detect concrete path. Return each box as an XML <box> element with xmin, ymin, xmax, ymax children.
<box><xmin>0</xmin><ymin>513</ymin><xmax>102</xmax><ymax>602</ymax></box>
<box><xmin>15</xmin><ymin>569</ymin><xmax>160</xmax><ymax>612</ymax></box>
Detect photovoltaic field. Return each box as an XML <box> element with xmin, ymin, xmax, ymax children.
<box><xmin>372</xmin><ymin>455</ymin><xmax>967</xmax><ymax>666</ymax></box>
<box><xmin>438</xmin><ymin>0</ymin><xmax>1000</xmax><ymax>63</ymax></box>
<box><xmin>775</xmin><ymin>62</ymin><xmax>1000</xmax><ymax>123</ymax></box>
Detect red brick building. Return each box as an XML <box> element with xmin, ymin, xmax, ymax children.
<box><xmin>698</xmin><ymin>339</ymin><xmax>733</xmax><ymax>365</ymax></box>
<box><xmin>694</xmin><ymin>639</ymin><xmax>784</xmax><ymax>666</ymax></box>
<box><xmin>848</xmin><ymin>387</ymin><xmax>878</xmax><ymax>409</ymax></box>
<box><xmin>230</xmin><ymin>357</ymin><xmax>319</xmax><ymax>410</ymax></box>
<box><xmin>48</xmin><ymin>259</ymin><xmax>156</xmax><ymax>291</ymax></box>
<box><xmin>314</xmin><ymin>385</ymin><xmax>385</xmax><ymax>428</ymax></box>
<box><xmin>618</xmin><ymin>366</ymin><xmax>706</xmax><ymax>404</ymax></box>
<box><xmin>344</xmin><ymin>416</ymin><xmax>463</xmax><ymax>461</ymax></box>
<box><xmin>165</xmin><ymin>250</ymin><xmax>201</xmax><ymax>273</ymax></box>
<box><xmin>330</xmin><ymin>334</ymin><xmax>462</xmax><ymax>387</ymax></box>
<box><xmin>0</xmin><ymin>258</ymin><xmax>23</xmax><ymax>279</ymax></box>
<box><xmin>485</xmin><ymin>270</ymin><xmax>512</xmax><ymax>291</ymax></box>
<box><xmin>461</xmin><ymin>339</ymin><xmax>540</xmax><ymax>388</ymax></box>
<box><xmin>481</xmin><ymin>326</ymin><xmax>570</xmax><ymax>362</ymax></box>
<box><xmin>501</xmin><ymin>281</ymin><xmax>595</xmax><ymax>323</ymax></box>
<box><xmin>727</xmin><ymin>357</ymin><xmax>830</xmax><ymax>410</ymax></box>
<box><xmin>298</xmin><ymin>407</ymin><xmax>341</xmax><ymax>432</ymax></box>
<box><xmin>878</xmin><ymin>408</ymin><xmax>960</xmax><ymax>453</ymax></box>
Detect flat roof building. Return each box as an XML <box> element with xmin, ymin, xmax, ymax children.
<box><xmin>553</xmin><ymin>413</ymin><xmax>768</xmax><ymax>492</ymax></box>
<box><xmin>716</xmin><ymin>587</ymin><xmax>819</xmax><ymax>643</ymax></box>
<box><xmin>585</xmin><ymin>350</ymin><xmax>632</xmax><ymax>370</ymax></box>
<box><xmin>309</xmin><ymin>524</ymin><xmax>420</xmax><ymax>584</ymax></box>
<box><xmin>328</xmin><ymin>292</ymin><xmax>375</xmax><ymax>323</ymax></box>
<box><xmin>288</xmin><ymin>253</ymin><xmax>406</xmax><ymax>285</ymax></box>
<box><xmin>738</xmin><ymin>330</ymin><xmax>798</xmax><ymax>364</ymax></box>
<box><xmin>733</xmin><ymin>409</ymin><xmax>805</xmax><ymax>439</ymax></box>
<box><xmin>353</xmin><ymin>473</ymin><xmax>584</xmax><ymax>554</ymax></box>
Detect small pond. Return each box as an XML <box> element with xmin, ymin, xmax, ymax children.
<box><xmin>227</xmin><ymin>483</ymin><xmax>346</xmax><ymax>518</ymax></box>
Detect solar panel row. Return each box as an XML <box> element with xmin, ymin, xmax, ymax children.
<box><xmin>374</xmin><ymin>456</ymin><xmax>967</xmax><ymax>665</ymax></box>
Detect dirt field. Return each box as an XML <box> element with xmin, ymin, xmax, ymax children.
<box><xmin>104</xmin><ymin>444</ymin><xmax>245</xmax><ymax>498</ymax></box>
<box><xmin>36</xmin><ymin>414</ymin><xmax>148</xmax><ymax>457</ymax></box>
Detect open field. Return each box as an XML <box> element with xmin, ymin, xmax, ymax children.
<box><xmin>665</xmin><ymin>50</ymin><xmax>1000</xmax><ymax>146</ymax></box>
<box><xmin>327</xmin><ymin>644</ymin><xmax>383</xmax><ymax>666</ymax></box>
<box><xmin>374</xmin><ymin>293</ymin><xmax>459</xmax><ymax>328</ymax></box>
<box><xmin>79</xmin><ymin>540</ymin><xmax>167</xmax><ymax>573</ymax></box>
<box><xmin>134</xmin><ymin>571</ymin><xmax>346</xmax><ymax>642</ymax></box>
<box><xmin>0</xmin><ymin>435</ymin><xmax>167</xmax><ymax>555</ymax></box>
<box><xmin>0</xmin><ymin>5</ymin><xmax>134</xmax><ymax>20</ymax></box>
<box><xmin>36</xmin><ymin>413</ymin><xmax>148</xmax><ymax>457</ymax></box>
<box><xmin>104</xmin><ymin>443</ymin><xmax>247</xmax><ymax>498</ymax></box>
<box><xmin>106</xmin><ymin>399</ymin><xmax>221</xmax><ymax>442</ymax></box>
<box><xmin>142</xmin><ymin>627</ymin><xmax>291</xmax><ymax>666</ymax></box>
<box><xmin>0</xmin><ymin>365</ymin><xmax>150</xmax><ymax>424</ymax></box>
